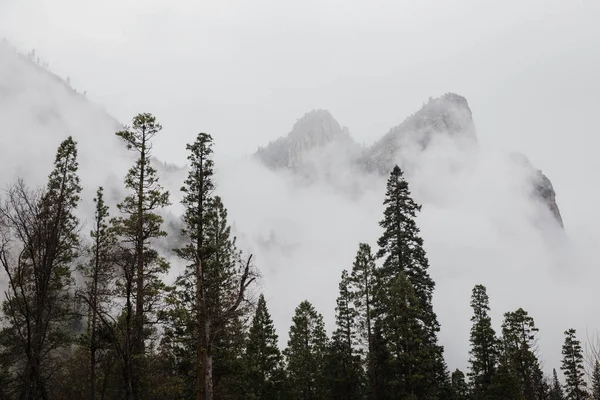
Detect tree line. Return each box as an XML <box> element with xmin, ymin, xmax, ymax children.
<box><xmin>0</xmin><ymin>113</ymin><xmax>596</xmax><ymax>400</ymax></box>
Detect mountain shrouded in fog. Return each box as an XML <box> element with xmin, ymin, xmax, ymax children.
<box><xmin>255</xmin><ymin>92</ymin><xmax>563</xmax><ymax>227</ymax></box>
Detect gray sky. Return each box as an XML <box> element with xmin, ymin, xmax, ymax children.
<box><xmin>2</xmin><ymin>0</ymin><xmax>600</xmax><ymax>375</ymax></box>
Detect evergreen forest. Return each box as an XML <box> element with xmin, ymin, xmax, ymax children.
<box><xmin>0</xmin><ymin>113</ymin><xmax>593</xmax><ymax>400</ymax></box>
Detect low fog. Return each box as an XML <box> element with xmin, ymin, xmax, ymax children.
<box><xmin>2</xmin><ymin>0</ymin><xmax>600</xmax><ymax>380</ymax></box>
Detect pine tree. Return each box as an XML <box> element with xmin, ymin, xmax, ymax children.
<box><xmin>501</xmin><ymin>308</ymin><xmax>544</xmax><ymax>400</ymax></box>
<box><xmin>325</xmin><ymin>270</ymin><xmax>364</xmax><ymax>400</ymax></box>
<box><xmin>370</xmin><ymin>319</ymin><xmax>393</xmax><ymax>400</ymax></box>
<box><xmin>591</xmin><ymin>361</ymin><xmax>600</xmax><ymax>400</ymax></box>
<box><xmin>111</xmin><ymin>113</ymin><xmax>171</xmax><ymax>399</ymax></box>
<box><xmin>170</xmin><ymin>132</ymin><xmax>255</xmax><ymax>400</ymax></box>
<box><xmin>348</xmin><ymin>243</ymin><xmax>377</xmax><ymax>396</ymax></box>
<box><xmin>450</xmin><ymin>369</ymin><xmax>470</xmax><ymax>400</ymax></box>
<box><xmin>549</xmin><ymin>369</ymin><xmax>565</xmax><ymax>400</ymax></box>
<box><xmin>77</xmin><ymin>187</ymin><xmax>118</xmax><ymax>400</ymax></box>
<box><xmin>468</xmin><ymin>284</ymin><xmax>500</xmax><ymax>399</ymax></box>
<box><xmin>244</xmin><ymin>294</ymin><xmax>285</xmax><ymax>400</ymax></box>
<box><xmin>0</xmin><ymin>137</ymin><xmax>82</xmax><ymax>398</ymax></box>
<box><xmin>561</xmin><ymin>329</ymin><xmax>587</xmax><ymax>400</ymax></box>
<box><xmin>284</xmin><ymin>301</ymin><xmax>328</xmax><ymax>400</ymax></box>
<box><xmin>379</xmin><ymin>271</ymin><xmax>431</xmax><ymax>398</ymax></box>
<box><xmin>488</xmin><ymin>352</ymin><xmax>523</xmax><ymax>400</ymax></box>
<box><xmin>374</xmin><ymin>165</ymin><xmax>443</xmax><ymax>396</ymax></box>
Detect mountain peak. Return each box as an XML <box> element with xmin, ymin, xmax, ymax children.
<box><xmin>255</xmin><ymin>109</ymin><xmax>354</xmax><ymax>170</ymax></box>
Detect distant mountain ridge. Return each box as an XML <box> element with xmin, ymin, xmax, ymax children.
<box><xmin>254</xmin><ymin>93</ymin><xmax>564</xmax><ymax>227</ymax></box>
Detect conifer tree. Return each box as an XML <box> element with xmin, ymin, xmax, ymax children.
<box><xmin>591</xmin><ymin>361</ymin><xmax>600</xmax><ymax>400</ymax></box>
<box><xmin>325</xmin><ymin>270</ymin><xmax>364</xmax><ymax>400</ymax></box>
<box><xmin>488</xmin><ymin>353</ymin><xmax>522</xmax><ymax>400</ymax></box>
<box><xmin>111</xmin><ymin>113</ymin><xmax>171</xmax><ymax>399</ymax></box>
<box><xmin>284</xmin><ymin>301</ymin><xmax>328</xmax><ymax>400</ymax></box>
<box><xmin>561</xmin><ymin>329</ymin><xmax>587</xmax><ymax>400</ymax></box>
<box><xmin>244</xmin><ymin>294</ymin><xmax>285</xmax><ymax>400</ymax></box>
<box><xmin>549</xmin><ymin>369</ymin><xmax>565</xmax><ymax>400</ymax></box>
<box><xmin>450</xmin><ymin>369</ymin><xmax>470</xmax><ymax>400</ymax></box>
<box><xmin>468</xmin><ymin>284</ymin><xmax>500</xmax><ymax>399</ymax></box>
<box><xmin>370</xmin><ymin>319</ymin><xmax>393</xmax><ymax>400</ymax></box>
<box><xmin>169</xmin><ymin>132</ymin><xmax>255</xmax><ymax>400</ymax></box>
<box><xmin>0</xmin><ymin>136</ymin><xmax>82</xmax><ymax>398</ymax></box>
<box><xmin>348</xmin><ymin>243</ymin><xmax>377</xmax><ymax>395</ymax></box>
<box><xmin>374</xmin><ymin>165</ymin><xmax>444</xmax><ymax>396</ymax></box>
<box><xmin>77</xmin><ymin>187</ymin><xmax>118</xmax><ymax>400</ymax></box>
<box><xmin>501</xmin><ymin>308</ymin><xmax>544</xmax><ymax>400</ymax></box>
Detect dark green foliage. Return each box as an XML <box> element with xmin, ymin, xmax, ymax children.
<box><xmin>450</xmin><ymin>369</ymin><xmax>471</xmax><ymax>400</ymax></box>
<box><xmin>112</xmin><ymin>113</ymin><xmax>171</xmax><ymax>399</ymax></box>
<box><xmin>284</xmin><ymin>301</ymin><xmax>328</xmax><ymax>400</ymax></box>
<box><xmin>0</xmin><ymin>137</ymin><xmax>82</xmax><ymax>398</ymax></box>
<box><xmin>244</xmin><ymin>294</ymin><xmax>285</xmax><ymax>400</ymax></box>
<box><xmin>591</xmin><ymin>361</ymin><xmax>600</xmax><ymax>400</ymax></box>
<box><xmin>371</xmin><ymin>319</ymin><xmax>393</xmax><ymax>400</ymax></box>
<box><xmin>348</xmin><ymin>243</ymin><xmax>377</xmax><ymax>395</ymax></box>
<box><xmin>561</xmin><ymin>329</ymin><xmax>587</xmax><ymax>400</ymax></box>
<box><xmin>374</xmin><ymin>165</ymin><xmax>444</xmax><ymax>397</ymax></box>
<box><xmin>325</xmin><ymin>270</ymin><xmax>364</xmax><ymax>400</ymax></box>
<box><xmin>549</xmin><ymin>369</ymin><xmax>565</xmax><ymax>400</ymax></box>
<box><xmin>487</xmin><ymin>353</ymin><xmax>523</xmax><ymax>400</ymax></box>
<box><xmin>501</xmin><ymin>308</ymin><xmax>544</xmax><ymax>400</ymax></box>
<box><xmin>468</xmin><ymin>284</ymin><xmax>500</xmax><ymax>399</ymax></box>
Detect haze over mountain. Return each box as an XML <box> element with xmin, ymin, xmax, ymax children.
<box><xmin>0</xmin><ymin>38</ymin><xmax>594</xmax><ymax>377</ymax></box>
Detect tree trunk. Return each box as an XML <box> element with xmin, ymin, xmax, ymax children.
<box><xmin>196</xmin><ymin>259</ymin><xmax>205</xmax><ymax>400</ymax></box>
<box><xmin>205</xmin><ymin>352</ymin><xmax>213</xmax><ymax>400</ymax></box>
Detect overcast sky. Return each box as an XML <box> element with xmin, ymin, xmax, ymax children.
<box><xmin>2</xmin><ymin>0</ymin><xmax>600</xmax><ymax>373</ymax></box>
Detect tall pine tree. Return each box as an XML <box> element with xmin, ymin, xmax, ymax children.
<box><xmin>561</xmin><ymin>328</ymin><xmax>587</xmax><ymax>400</ymax></box>
<box><xmin>468</xmin><ymin>284</ymin><xmax>499</xmax><ymax>399</ymax></box>
<box><xmin>549</xmin><ymin>368</ymin><xmax>565</xmax><ymax>400</ymax></box>
<box><xmin>111</xmin><ymin>113</ymin><xmax>171</xmax><ymax>399</ymax></box>
<box><xmin>375</xmin><ymin>165</ymin><xmax>444</xmax><ymax>397</ymax></box>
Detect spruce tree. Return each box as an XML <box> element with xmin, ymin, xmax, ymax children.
<box><xmin>591</xmin><ymin>361</ymin><xmax>600</xmax><ymax>400</ymax></box>
<box><xmin>325</xmin><ymin>270</ymin><xmax>364</xmax><ymax>400</ymax></box>
<box><xmin>375</xmin><ymin>165</ymin><xmax>443</xmax><ymax>396</ymax></box>
<box><xmin>112</xmin><ymin>113</ymin><xmax>171</xmax><ymax>399</ymax></box>
<box><xmin>284</xmin><ymin>301</ymin><xmax>328</xmax><ymax>400</ymax></box>
<box><xmin>549</xmin><ymin>369</ymin><xmax>565</xmax><ymax>400</ymax></box>
<box><xmin>0</xmin><ymin>136</ymin><xmax>82</xmax><ymax>398</ymax></box>
<box><xmin>348</xmin><ymin>243</ymin><xmax>377</xmax><ymax>396</ymax></box>
<box><xmin>561</xmin><ymin>329</ymin><xmax>587</xmax><ymax>400</ymax></box>
<box><xmin>468</xmin><ymin>284</ymin><xmax>500</xmax><ymax>399</ymax></box>
<box><xmin>244</xmin><ymin>294</ymin><xmax>285</xmax><ymax>400</ymax></box>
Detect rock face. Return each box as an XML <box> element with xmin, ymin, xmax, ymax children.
<box><xmin>255</xmin><ymin>93</ymin><xmax>564</xmax><ymax>227</ymax></box>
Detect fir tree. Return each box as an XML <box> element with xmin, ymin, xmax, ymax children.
<box><xmin>488</xmin><ymin>352</ymin><xmax>523</xmax><ymax>400</ymax></box>
<box><xmin>348</xmin><ymin>243</ymin><xmax>377</xmax><ymax>396</ymax></box>
<box><xmin>468</xmin><ymin>284</ymin><xmax>500</xmax><ymax>399</ymax></box>
<box><xmin>244</xmin><ymin>294</ymin><xmax>285</xmax><ymax>400</ymax></box>
<box><xmin>549</xmin><ymin>369</ymin><xmax>565</xmax><ymax>400</ymax></box>
<box><xmin>325</xmin><ymin>270</ymin><xmax>364</xmax><ymax>400</ymax></box>
<box><xmin>0</xmin><ymin>137</ymin><xmax>82</xmax><ymax>398</ymax></box>
<box><xmin>591</xmin><ymin>361</ymin><xmax>600</xmax><ymax>400</ymax></box>
<box><xmin>284</xmin><ymin>301</ymin><xmax>328</xmax><ymax>400</ymax></box>
<box><xmin>561</xmin><ymin>329</ymin><xmax>587</xmax><ymax>400</ymax></box>
<box><xmin>112</xmin><ymin>113</ymin><xmax>171</xmax><ymax>399</ymax></box>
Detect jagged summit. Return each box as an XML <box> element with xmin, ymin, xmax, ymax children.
<box><xmin>255</xmin><ymin>109</ymin><xmax>356</xmax><ymax>170</ymax></box>
<box><xmin>364</xmin><ymin>92</ymin><xmax>477</xmax><ymax>174</ymax></box>
<box><xmin>254</xmin><ymin>93</ymin><xmax>564</xmax><ymax>228</ymax></box>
